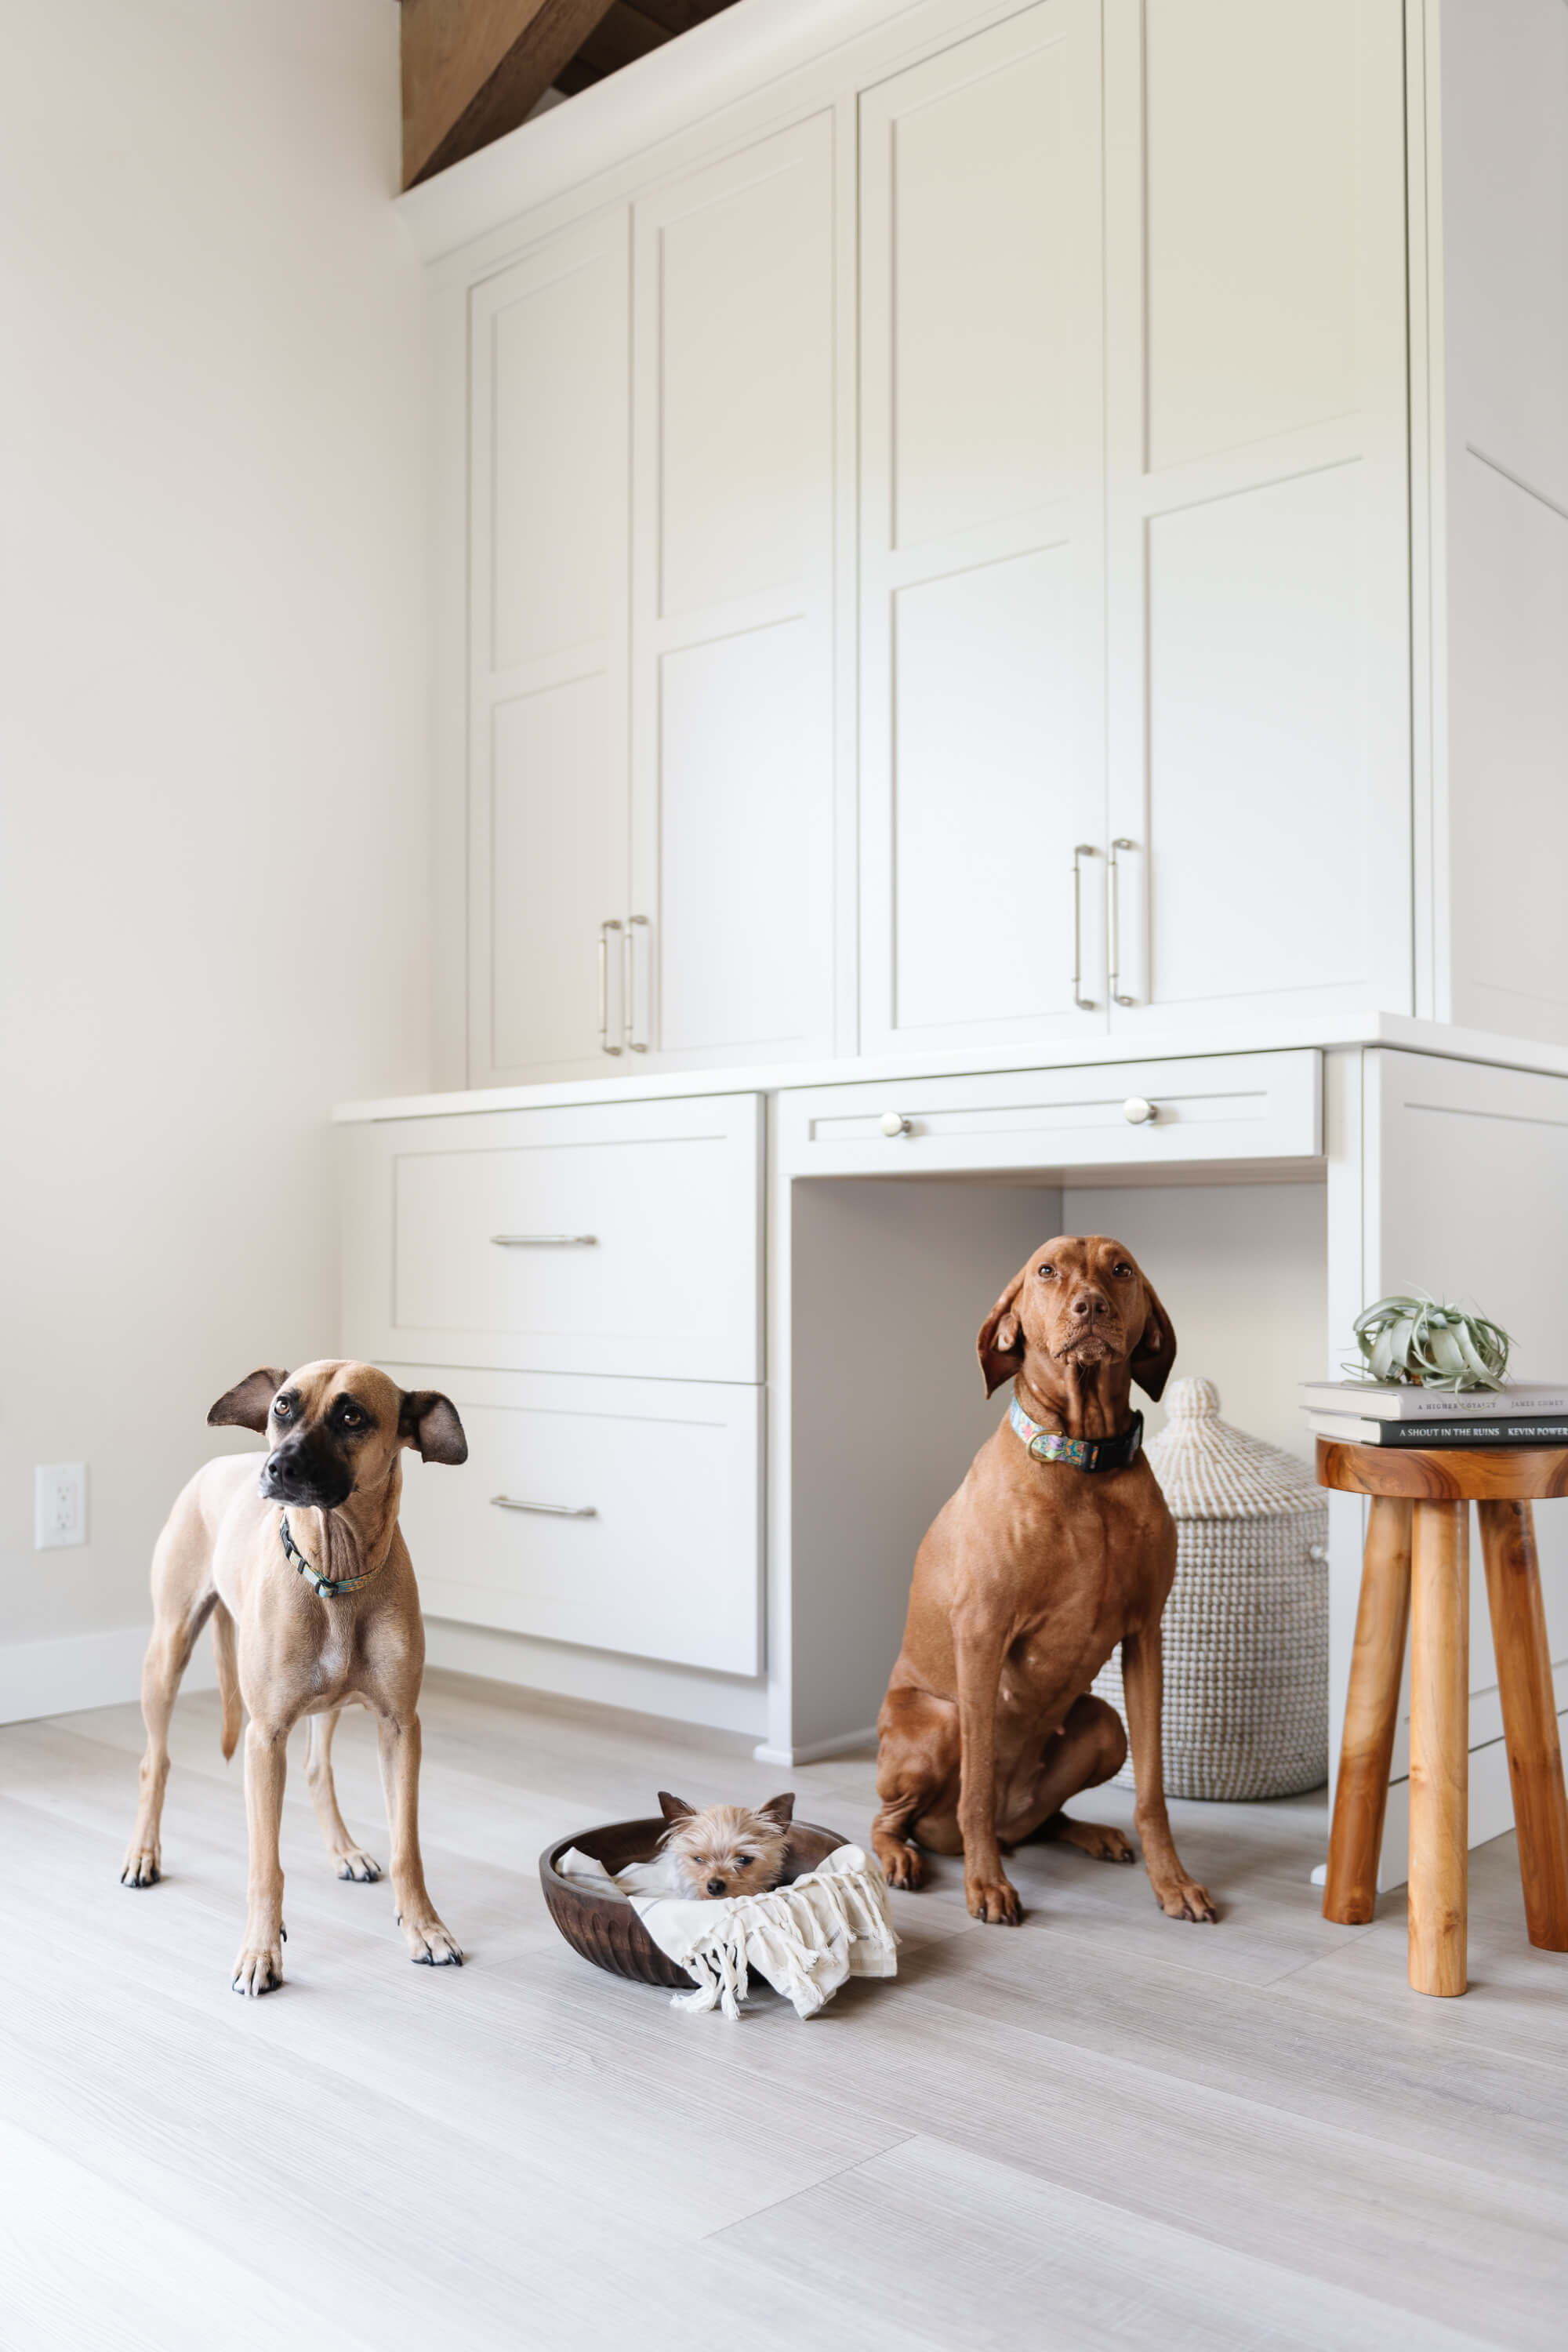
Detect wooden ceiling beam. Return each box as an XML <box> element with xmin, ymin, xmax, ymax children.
<box><xmin>401</xmin><ymin>0</ymin><xmax>622</xmax><ymax>188</ymax></box>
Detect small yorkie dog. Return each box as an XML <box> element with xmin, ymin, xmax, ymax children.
<box><xmin>654</xmin><ymin>1790</ymin><xmax>795</xmax><ymax>1900</ymax></box>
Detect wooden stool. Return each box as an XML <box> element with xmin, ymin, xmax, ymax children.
<box><xmin>1317</xmin><ymin>1441</ymin><xmax>1568</xmax><ymax>1994</ymax></box>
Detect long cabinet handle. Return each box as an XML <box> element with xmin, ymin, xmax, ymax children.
<box><xmin>491</xmin><ymin>1232</ymin><xmax>598</xmax><ymax>1247</ymax></box>
<box><xmin>625</xmin><ymin>913</ymin><xmax>650</xmax><ymax>1052</ymax></box>
<box><xmin>491</xmin><ymin>1495</ymin><xmax>597</xmax><ymax>1519</ymax></box>
<box><xmin>1108</xmin><ymin>838</ymin><xmax>1137</xmax><ymax>1007</ymax></box>
<box><xmin>1072</xmin><ymin>844</ymin><xmax>1098</xmax><ymax>1011</ymax></box>
<box><xmin>598</xmin><ymin>919</ymin><xmax>623</xmax><ymax>1055</ymax></box>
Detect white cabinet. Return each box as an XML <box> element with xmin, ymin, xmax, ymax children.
<box><xmin>340</xmin><ymin>1093</ymin><xmax>762</xmax><ymax>1382</ymax></box>
<box><xmin>630</xmin><ymin>114</ymin><xmax>837</xmax><ymax>1070</ymax></box>
<box><xmin>464</xmin><ymin>120</ymin><xmax>836</xmax><ymax>1089</ymax></box>
<box><xmin>778</xmin><ymin>1049</ymin><xmax>1322</xmax><ymax>1180</ymax></box>
<box><xmin>467</xmin><ymin>211</ymin><xmax>632</xmax><ymax>1084</ymax></box>
<box><xmin>858</xmin><ymin>0</ymin><xmax>1107</xmax><ymax>1055</ymax></box>
<box><xmin>431</xmin><ymin>0</ymin><xmax>1568</xmax><ymax>1086</ymax></box>
<box><xmin>391</xmin><ymin>1366</ymin><xmax>762</xmax><ymax>1675</ymax></box>
<box><xmin>1103</xmin><ymin>0</ymin><xmax>1413</xmax><ymax>1029</ymax></box>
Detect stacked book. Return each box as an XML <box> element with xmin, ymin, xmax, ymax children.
<box><xmin>1302</xmin><ymin>1381</ymin><xmax>1568</xmax><ymax>1448</ymax></box>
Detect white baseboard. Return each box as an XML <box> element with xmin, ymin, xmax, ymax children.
<box><xmin>0</xmin><ymin>1624</ymin><xmax>216</xmax><ymax>1726</ymax></box>
<box><xmin>753</xmin><ymin>1725</ymin><xmax>879</xmax><ymax>1768</ymax></box>
<box><xmin>423</xmin><ymin>1617</ymin><xmax>768</xmax><ymax>1739</ymax></box>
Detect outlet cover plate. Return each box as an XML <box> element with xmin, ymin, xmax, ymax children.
<box><xmin>35</xmin><ymin>1462</ymin><xmax>88</xmax><ymax>1550</ymax></box>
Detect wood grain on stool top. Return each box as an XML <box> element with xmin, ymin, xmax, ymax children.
<box><xmin>1478</xmin><ymin>1500</ymin><xmax>1568</xmax><ymax>1953</ymax></box>
<box><xmin>1317</xmin><ymin>1439</ymin><xmax>1568</xmax><ymax>1501</ymax></box>
<box><xmin>1323</xmin><ymin>1496</ymin><xmax>1411</xmax><ymax>1927</ymax></box>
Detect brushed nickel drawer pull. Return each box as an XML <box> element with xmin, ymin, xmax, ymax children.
<box><xmin>598</xmin><ymin>919</ymin><xmax>623</xmax><ymax>1056</ymax></box>
<box><xmin>491</xmin><ymin>1495</ymin><xmax>597</xmax><ymax>1519</ymax></box>
<box><xmin>490</xmin><ymin>1233</ymin><xmax>598</xmax><ymax>1248</ymax></box>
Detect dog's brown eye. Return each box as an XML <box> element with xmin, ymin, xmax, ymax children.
<box><xmin>735</xmin><ymin>1854</ymin><xmax>753</xmax><ymax>1867</ymax></box>
<box><xmin>1112</xmin><ymin>1262</ymin><xmax>1134</xmax><ymax>1279</ymax></box>
<box><xmin>340</xmin><ymin>1408</ymin><xmax>362</xmax><ymax>1428</ymax></box>
<box><xmin>1037</xmin><ymin>1265</ymin><xmax>1055</xmax><ymax>1279</ymax></box>
<box><xmin>273</xmin><ymin>1399</ymin><xmax>292</xmax><ymax>1421</ymax></box>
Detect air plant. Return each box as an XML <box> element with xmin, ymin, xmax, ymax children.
<box><xmin>1345</xmin><ymin>1290</ymin><xmax>1512</xmax><ymax>1392</ymax></box>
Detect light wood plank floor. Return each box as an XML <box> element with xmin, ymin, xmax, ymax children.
<box><xmin>2</xmin><ymin>1669</ymin><xmax>1565</xmax><ymax>2351</ymax></box>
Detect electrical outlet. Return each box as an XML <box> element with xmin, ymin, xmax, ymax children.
<box><xmin>34</xmin><ymin>1462</ymin><xmax>88</xmax><ymax>1550</ymax></box>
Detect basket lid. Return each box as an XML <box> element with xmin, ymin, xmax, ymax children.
<box><xmin>1147</xmin><ymin>1377</ymin><xmax>1323</xmax><ymax>1519</ymax></box>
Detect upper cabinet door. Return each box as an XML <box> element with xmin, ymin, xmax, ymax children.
<box><xmin>628</xmin><ymin>114</ymin><xmax>837</xmax><ymax>1069</ymax></box>
<box><xmin>858</xmin><ymin>0</ymin><xmax>1108</xmax><ymax>1058</ymax></box>
<box><xmin>1104</xmin><ymin>0</ymin><xmax>1411</xmax><ymax>1028</ymax></box>
<box><xmin>468</xmin><ymin>211</ymin><xmax>632</xmax><ymax>1087</ymax></box>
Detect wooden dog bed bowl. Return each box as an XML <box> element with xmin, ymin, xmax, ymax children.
<box><xmin>541</xmin><ymin>1817</ymin><xmax>848</xmax><ymax>1988</ymax></box>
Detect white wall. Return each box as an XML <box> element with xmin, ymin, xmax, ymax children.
<box><xmin>0</xmin><ymin>0</ymin><xmax>429</xmax><ymax>1697</ymax></box>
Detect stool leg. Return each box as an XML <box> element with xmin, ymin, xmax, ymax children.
<box><xmin>1409</xmin><ymin>1500</ymin><xmax>1469</xmax><ymax>1996</ymax></box>
<box><xmin>1479</xmin><ymin>1500</ymin><xmax>1568</xmax><ymax>1952</ymax></box>
<box><xmin>1323</xmin><ymin>1496</ymin><xmax>1412</xmax><ymax>1924</ymax></box>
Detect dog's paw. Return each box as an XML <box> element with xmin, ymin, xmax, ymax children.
<box><xmin>121</xmin><ymin>1846</ymin><xmax>161</xmax><ymax>1889</ymax></box>
<box><xmin>877</xmin><ymin>1841</ymin><xmax>925</xmax><ymax>1892</ymax></box>
<box><xmin>966</xmin><ymin>1873</ymin><xmax>1022</xmax><ymax>1926</ymax></box>
<box><xmin>335</xmin><ymin>1847</ymin><xmax>382</xmax><ymax>1884</ymax></box>
<box><xmin>1045</xmin><ymin>1815</ymin><xmax>1135</xmax><ymax>1864</ymax></box>
<box><xmin>232</xmin><ymin>1943</ymin><xmax>284</xmax><ymax>1997</ymax></box>
<box><xmin>1155</xmin><ymin>1877</ymin><xmax>1218</xmax><ymax>1924</ymax></box>
<box><xmin>401</xmin><ymin>1913</ymin><xmax>463</xmax><ymax>1968</ymax></box>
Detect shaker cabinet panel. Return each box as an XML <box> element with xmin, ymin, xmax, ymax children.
<box><xmin>467</xmin><ymin>211</ymin><xmax>631</xmax><ymax>1087</ymax></box>
<box><xmin>391</xmin><ymin>1367</ymin><xmax>762</xmax><ymax>1676</ymax></box>
<box><xmin>488</xmin><ymin>675</ymin><xmax>621</xmax><ymax>1076</ymax></box>
<box><xmin>630</xmin><ymin>113</ymin><xmax>837</xmax><ymax>1070</ymax></box>
<box><xmin>858</xmin><ymin>0</ymin><xmax>1108</xmax><ymax>1058</ymax></box>
<box><xmin>891</xmin><ymin>545</ymin><xmax>1098</xmax><ymax>1036</ymax></box>
<box><xmin>1142</xmin><ymin>464</ymin><xmax>1382</xmax><ymax>1008</ymax></box>
<box><xmin>1105</xmin><ymin>0</ymin><xmax>1411</xmax><ymax>1029</ymax></box>
<box><xmin>1142</xmin><ymin>0</ymin><xmax>1363</xmax><ymax>475</ymax></box>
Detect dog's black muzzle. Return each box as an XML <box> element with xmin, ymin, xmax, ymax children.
<box><xmin>259</xmin><ymin>1435</ymin><xmax>354</xmax><ymax>1511</ymax></box>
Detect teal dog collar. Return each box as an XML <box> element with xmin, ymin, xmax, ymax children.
<box><xmin>1008</xmin><ymin>1389</ymin><xmax>1144</xmax><ymax>1472</ymax></box>
<box><xmin>280</xmin><ymin>1510</ymin><xmax>381</xmax><ymax>1600</ymax></box>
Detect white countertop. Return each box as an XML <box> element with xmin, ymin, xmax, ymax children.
<box><xmin>332</xmin><ymin>1009</ymin><xmax>1568</xmax><ymax>1123</ymax></box>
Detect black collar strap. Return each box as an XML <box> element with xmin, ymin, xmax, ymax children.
<box><xmin>1008</xmin><ymin>1390</ymin><xmax>1145</xmax><ymax>1472</ymax></box>
<box><xmin>279</xmin><ymin>1510</ymin><xmax>382</xmax><ymax>1599</ymax></box>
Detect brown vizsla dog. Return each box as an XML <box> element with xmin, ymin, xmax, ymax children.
<box><xmin>872</xmin><ymin>1237</ymin><xmax>1216</xmax><ymax>1927</ymax></box>
<box><xmin>122</xmin><ymin>1361</ymin><xmax>468</xmax><ymax>1994</ymax></box>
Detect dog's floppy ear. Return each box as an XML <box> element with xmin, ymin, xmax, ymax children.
<box><xmin>757</xmin><ymin>1793</ymin><xmax>795</xmax><ymax>1828</ymax></box>
<box><xmin>658</xmin><ymin>1791</ymin><xmax>695</xmax><ymax>1824</ymax></box>
<box><xmin>977</xmin><ymin>1269</ymin><xmax>1028</xmax><ymax>1399</ymax></box>
<box><xmin>398</xmin><ymin>1389</ymin><xmax>468</xmax><ymax>1465</ymax></box>
<box><xmin>1131</xmin><ymin>1276</ymin><xmax>1178</xmax><ymax>1402</ymax></box>
<box><xmin>207</xmin><ymin>1369</ymin><xmax>287</xmax><ymax>1433</ymax></box>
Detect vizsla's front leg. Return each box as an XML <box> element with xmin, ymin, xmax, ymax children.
<box><xmin>1121</xmin><ymin>1625</ymin><xmax>1216</xmax><ymax>1922</ymax></box>
<box><xmin>234</xmin><ymin>1718</ymin><xmax>289</xmax><ymax>1994</ymax></box>
<box><xmin>954</xmin><ymin>1619</ymin><xmax>1019</xmax><ymax>1924</ymax></box>
<box><xmin>376</xmin><ymin>1711</ymin><xmax>462</xmax><ymax>1966</ymax></box>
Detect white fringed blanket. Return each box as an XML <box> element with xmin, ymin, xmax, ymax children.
<box><xmin>556</xmin><ymin>1842</ymin><xmax>898</xmax><ymax>2020</ymax></box>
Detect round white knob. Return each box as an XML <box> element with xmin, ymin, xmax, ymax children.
<box><xmin>880</xmin><ymin>1110</ymin><xmax>913</xmax><ymax>1138</ymax></box>
<box><xmin>1122</xmin><ymin>1096</ymin><xmax>1156</xmax><ymax>1126</ymax></box>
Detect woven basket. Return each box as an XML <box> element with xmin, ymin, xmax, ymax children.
<box><xmin>1093</xmin><ymin>1377</ymin><xmax>1329</xmax><ymax>1801</ymax></box>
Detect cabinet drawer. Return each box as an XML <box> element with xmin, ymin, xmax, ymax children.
<box><xmin>778</xmin><ymin>1051</ymin><xmax>1321</xmax><ymax>1178</ymax></box>
<box><xmin>341</xmin><ymin>1094</ymin><xmax>761</xmax><ymax>1381</ymax></box>
<box><xmin>390</xmin><ymin>1367</ymin><xmax>760</xmax><ymax>1675</ymax></box>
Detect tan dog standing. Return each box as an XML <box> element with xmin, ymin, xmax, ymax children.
<box><xmin>122</xmin><ymin>1361</ymin><xmax>467</xmax><ymax>1994</ymax></box>
<box><xmin>872</xmin><ymin>1238</ymin><xmax>1216</xmax><ymax>1927</ymax></box>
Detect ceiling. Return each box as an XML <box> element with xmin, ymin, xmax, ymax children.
<box><xmin>401</xmin><ymin>0</ymin><xmax>746</xmax><ymax>188</ymax></box>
